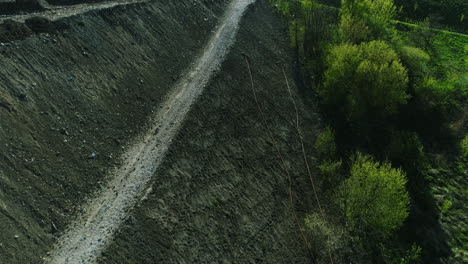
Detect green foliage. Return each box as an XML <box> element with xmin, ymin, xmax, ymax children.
<box><xmin>393</xmin><ymin>0</ymin><xmax>468</xmax><ymax>33</ymax></box>
<box><xmin>340</xmin><ymin>0</ymin><xmax>397</xmax><ymax>43</ymax></box>
<box><xmin>381</xmin><ymin>243</ymin><xmax>423</xmax><ymax>264</ymax></box>
<box><xmin>338</xmin><ymin>153</ymin><xmax>410</xmax><ymax>236</ymax></box>
<box><xmin>414</xmin><ymin>74</ymin><xmax>468</xmax><ymax>125</ymax></box>
<box><xmin>440</xmin><ymin>199</ymin><xmax>452</xmax><ymax>214</ymax></box>
<box><xmin>386</xmin><ymin>131</ymin><xmax>424</xmax><ymax>169</ymax></box>
<box><xmin>321</xmin><ymin>40</ymin><xmax>409</xmax><ymax>122</ymax></box>
<box><xmin>339</xmin><ymin>13</ymin><xmax>371</xmax><ymax>44</ymax></box>
<box><xmin>400</xmin><ymin>244</ymin><xmax>423</xmax><ymax>264</ymax></box>
<box><xmin>315</xmin><ymin>126</ymin><xmax>336</xmax><ymax>158</ymax></box>
<box><xmin>461</xmin><ymin>135</ymin><xmax>468</xmax><ymax>157</ymax></box>
<box><xmin>398</xmin><ymin>46</ymin><xmax>430</xmax><ymax>76</ymax></box>
<box><xmin>319</xmin><ymin>159</ymin><xmax>343</xmax><ymax>184</ymax></box>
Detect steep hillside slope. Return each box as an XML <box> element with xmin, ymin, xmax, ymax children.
<box><xmin>0</xmin><ymin>0</ymin><xmax>228</xmax><ymax>262</ymax></box>
<box><xmin>99</xmin><ymin>1</ymin><xmax>319</xmax><ymax>263</ymax></box>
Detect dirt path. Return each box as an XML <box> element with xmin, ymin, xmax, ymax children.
<box><xmin>0</xmin><ymin>0</ymin><xmax>147</xmax><ymax>22</ymax></box>
<box><xmin>43</xmin><ymin>0</ymin><xmax>255</xmax><ymax>263</ymax></box>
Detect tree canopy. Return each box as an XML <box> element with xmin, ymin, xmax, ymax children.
<box><xmin>340</xmin><ymin>0</ymin><xmax>397</xmax><ymax>43</ymax></box>
<box><xmin>321</xmin><ymin>40</ymin><xmax>409</xmax><ymax>122</ymax></box>
<box><xmin>338</xmin><ymin>153</ymin><xmax>410</xmax><ymax>236</ymax></box>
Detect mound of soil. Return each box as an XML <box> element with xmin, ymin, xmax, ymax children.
<box><xmin>25</xmin><ymin>16</ymin><xmax>54</xmax><ymax>33</ymax></box>
<box><xmin>0</xmin><ymin>0</ymin><xmax>228</xmax><ymax>263</ymax></box>
<box><xmin>0</xmin><ymin>19</ymin><xmax>33</xmax><ymax>42</ymax></box>
<box><xmin>99</xmin><ymin>1</ymin><xmax>319</xmax><ymax>263</ymax></box>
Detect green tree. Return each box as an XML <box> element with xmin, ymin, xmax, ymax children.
<box><xmin>321</xmin><ymin>40</ymin><xmax>409</xmax><ymax>123</ymax></box>
<box><xmin>340</xmin><ymin>0</ymin><xmax>397</xmax><ymax>43</ymax></box>
<box><xmin>338</xmin><ymin>153</ymin><xmax>410</xmax><ymax>236</ymax></box>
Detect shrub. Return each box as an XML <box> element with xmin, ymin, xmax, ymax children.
<box><xmin>398</xmin><ymin>46</ymin><xmax>431</xmax><ymax>76</ymax></box>
<box><xmin>441</xmin><ymin>199</ymin><xmax>453</xmax><ymax>214</ymax></box>
<box><xmin>381</xmin><ymin>243</ymin><xmax>422</xmax><ymax>264</ymax></box>
<box><xmin>386</xmin><ymin>131</ymin><xmax>424</xmax><ymax>169</ymax></box>
<box><xmin>338</xmin><ymin>153</ymin><xmax>410</xmax><ymax>236</ymax></box>
<box><xmin>415</xmin><ymin>74</ymin><xmax>468</xmax><ymax>124</ymax></box>
<box><xmin>401</xmin><ymin>244</ymin><xmax>423</xmax><ymax>264</ymax></box>
<box><xmin>461</xmin><ymin>135</ymin><xmax>468</xmax><ymax>157</ymax></box>
<box><xmin>319</xmin><ymin>159</ymin><xmax>343</xmax><ymax>185</ymax></box>
<box><xmin>315</xmin><ymin>126</ymin><xmax>336</xmax><ymax>159</ymax></box>
<box><xmin>321</xmin><ymin>40</ymin><xmax>409</xmax><ymax>122</ymax></box>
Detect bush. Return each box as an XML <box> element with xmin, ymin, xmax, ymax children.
<box><xmin>398</xmin><ymin>46</ymin><xmax>430</xmax><ymax>76</ymax></box>
<box><xmin>321</xmin><ymin>40</ymin><xmax>409</xmax><ymax>123</ymax></box>
<box><xmin>441</xmin><ymin>199</ymin><xmax>452</xmax><ymax>214</ymax></box>
<box><xmin>461</xmin><ymin>135</ymin><xmax>468</xmax><ymax>157</ymax></box>
<box><xmin>381</xmin><ymin>243</ymin><xmax>422</xmax><ymax>264</ymax></box>
<box><xmin>416</xmin><ymin>74</ymin><xmax>468</xmax><ymax>123</ymax></box>
<box><xmin>315</xmin><ymin>126</ymin><xmax>336</xmax><ymax>159</ymax></box>
<box><xmin>319</xmin><ymin>159</ymin><xmax>343</xmax><ymax>185</ymax></box>
<box><xmin>386</xmin><ymin>131</ymin><xmax>424</xmax><ymax>169</ymax></box>
<box><xmin>338</xmin><ymin>153</ymin><xmax>410</xmax><ymax>236</ymax></box>
<box><xmin>401</xmin><ymin>244</ymin><xmax>423</xmax><ymax>264</ymax></box>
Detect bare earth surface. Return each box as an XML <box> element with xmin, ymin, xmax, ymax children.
<box><xmin>44</xmin><ymin>0</ymin><xmax>255</xmax><ymax>263</ymax></box>
<box><xmin>0</xmin><ymin>0</ymin><xmax>147</xmax><ymax>22</ymax></box>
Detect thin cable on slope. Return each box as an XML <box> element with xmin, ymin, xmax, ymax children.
<box><xmin>281</xmin><ymin>66</ymin><xmax>334</xmax><ymax>264</ymax></box>
<box><xmin>243</xmin><ymin>55</ymin><xmax>311</xmax><ymax>253</ymax></box>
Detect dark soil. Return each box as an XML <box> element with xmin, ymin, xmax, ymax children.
<box><xmin>0</xmin><ymin>0</ymin><xmax>228</xmax><ymax>263</ymax></box>
<box><xmin>0</xmin><ymin>19</ymin><xmax>33</xmax><ymax>42</ymax></box>
<box><xmin>0</xmin><ymin>16</ymin><xmax>64</xmax><ymax>42</ymax></box>
<box><xmin>25</xmin><ymin>16</ymin><xmax>55</xmax><ymax>33</ymax></box>
<box><xmin>99</xmin><ymin>1</ymin><xmax>321</xmax><ymax>263</ymax></box>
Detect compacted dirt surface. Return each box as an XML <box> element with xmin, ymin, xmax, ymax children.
<box><xmin>1</xmin><ymin>0</ymin><xmax>322</xmax><ymax>263</ymax></box>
